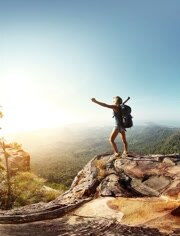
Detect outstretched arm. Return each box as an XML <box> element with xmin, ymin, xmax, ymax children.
<box><xmin>91</xmin><ymin>98</ymin><xmax>116</xmax><ymax>109</ymax></box>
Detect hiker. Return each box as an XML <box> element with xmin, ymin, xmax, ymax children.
<box><xmin>91</xmin><ymin>96</ymin><xmax>128</xmax><ymax>157</ymax></box>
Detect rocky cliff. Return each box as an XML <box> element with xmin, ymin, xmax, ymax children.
<box><xmin>0</xmin><ymin>143</ymin><xmax>30</xmax><ymax>175</ymax></box>
<box><xmin>62</xmin><ymin>152</ymin><xmax>179</xmax><ymax>201</ymax></box>
<box><xmin>0</xmin><ymin>152</ymin><xmax>179</xmax><ymax>235</ymax></box>
<box><xmin>0</xmin><ymin>143</ymin><xmax>59</xmax><ymax>210</ymax></box>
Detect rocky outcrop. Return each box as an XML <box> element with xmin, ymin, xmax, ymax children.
<box><xmin>0</xmin><ymin>214</ymin><xmax>171</xmax><ymax>236</ymax></box>
<box><xmin>0</xmin><ymin>144</ymin><xmax>30</xmax><ymax>175</ymax></box>
<box><xmin>56</xmin><ymin>152</ymin><xmax>180</xmax><ymax>202</ymax></box>
<box><xmin>0</xmin><ymin>143</ymin><xmax>61</xmax><ymax>211</ymax></box>
<box><xmin>0</xmin><ymin>153</ymin><xmax>179</xmax><ymax>220</ymax></box>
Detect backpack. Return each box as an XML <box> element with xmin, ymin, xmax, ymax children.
<box><xmin>120</xmin><ymin>104</ymin><xmax>133</xmax><ymax>128</ymax></box>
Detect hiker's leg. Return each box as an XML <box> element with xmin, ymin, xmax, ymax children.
<box><xmin>109</xmin><ymin>128</ymin><xmax>119</xmax><ymax>154</ymax></box>
<box><xmin>120</xmin><ymin>130</ymin><xmax>128</xmax><ymax>153</ymax></box>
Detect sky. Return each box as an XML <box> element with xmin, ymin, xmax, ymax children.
<box><xmin>0</xmin><ymin>0</ymin><xmax>180</xmax><ymax>133</ymax></box>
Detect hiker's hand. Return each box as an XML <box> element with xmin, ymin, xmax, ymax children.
<box><xmin>91</xmin><ymin>98</ymin><xmax>97</xmax><ymax>103</ymax></box>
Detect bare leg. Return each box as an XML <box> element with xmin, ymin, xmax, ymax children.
<box><xmin>109</xmin><ymin>128</ymin><xmax>119</xmax><ymax>154</ymax></box>
<box><xmin>119</xmin><ymin>130</ymin><xmax>128</xmax><ymax>153</ymax></box>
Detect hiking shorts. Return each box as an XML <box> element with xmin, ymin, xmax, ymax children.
<box><xmin>114</xmin><ymin>124</ymin><xmax>126</xmax><ymax>133</ymax></box>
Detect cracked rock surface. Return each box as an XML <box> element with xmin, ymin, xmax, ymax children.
<box><xmin>0</xmin><ymin>152</ymin><xmax>179</xmax><ymax>235</ymax></box>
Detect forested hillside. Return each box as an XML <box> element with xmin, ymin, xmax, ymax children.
<box><xmin>14</xmin><ymin>124</ymin><xmax>178</xmax><ymax>190</ymax></box>
<box><xmin>127</xmin><ymin>125</ymin><xmax>180</xmax><ymax>154</ymax></box>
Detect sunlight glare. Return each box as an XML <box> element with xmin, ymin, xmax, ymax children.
<box><xmin>1</xmin><ymin>71</ymin><xmax>75</xmax><ymax>134</ymax></box>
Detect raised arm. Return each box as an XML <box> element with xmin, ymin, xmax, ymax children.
<box><xmin>91</xmin><ymin>98</ymin><xmax>116</xmax><ymax>109</ymax></box>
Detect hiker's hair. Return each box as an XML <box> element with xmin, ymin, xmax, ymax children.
<box><xmin>114</xmin><ymin>96</ymin><xmax>122</xmax><ymax>105</ymax></box>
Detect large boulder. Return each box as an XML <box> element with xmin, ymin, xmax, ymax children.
<box><xmin>54</xmin><ymin>152</ymin><xmax>179</xmax><ymax>203</ymax></box>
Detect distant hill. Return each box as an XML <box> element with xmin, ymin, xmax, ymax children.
<box><xmin>6</xmin><ymin>124</ymin><xmax>180</xmax><ymax>188</ymax></box>
<box><xmin>127</xmin><ymin>125</ymin><xmax>180</xmax><ymax>154</ymax></box>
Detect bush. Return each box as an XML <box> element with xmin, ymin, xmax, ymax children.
<box><xmin>0</xmin><ymin>171</ymin><xmax>62</xmax><ymax>209</ymax></box>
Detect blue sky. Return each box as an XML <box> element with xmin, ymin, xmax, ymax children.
<box><xmin>0</xmin><ymin>0</ymin><xmax>180</xmax><ymax>132</ymax></box>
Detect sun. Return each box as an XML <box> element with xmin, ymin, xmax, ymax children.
<box><xmin>0</xmin><ymin>72</ymin><xmax>73</xmax><ymax>134</ymax></box>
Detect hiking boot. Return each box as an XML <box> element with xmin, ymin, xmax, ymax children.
<box><xmin>122</xmin><ymin>151</ymin><xmax>128</xmax><ymax>157</ymax></box>
<box><xmin>114</xmin><ymin>152</ymin><xmax>120</xmax><ymax>157</ymax></box>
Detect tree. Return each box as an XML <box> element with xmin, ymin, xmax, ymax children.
<box><xmin>0</xmin><ymin>108</ymin><xmax>12</xmax><ymax>209</ymax></box>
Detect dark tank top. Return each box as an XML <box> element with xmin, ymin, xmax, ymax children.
<box><xmin>113</xmin><ymin>105</ymin><xmax>124</xmax><ymax>127</ymax></box>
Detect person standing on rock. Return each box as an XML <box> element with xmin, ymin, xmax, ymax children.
<box><xmin>91</xmin><ymin>96</ymin><xmax>128</xmax><ymax>157</ymax></box>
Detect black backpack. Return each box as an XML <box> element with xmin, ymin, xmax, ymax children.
<box><xmin>120</xmin><ymin>104</ymin><xmax>133</xmax><ymax>128</ymax></box>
